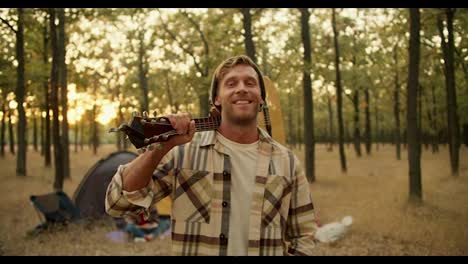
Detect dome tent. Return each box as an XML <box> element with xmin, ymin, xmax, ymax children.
<box><xmin>72</xmin><ymin>150</ymin><xmax>138</xmax><ymax>220</ymax></box>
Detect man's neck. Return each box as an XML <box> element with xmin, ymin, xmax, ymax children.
<box><xmin>217</xmin><ymin>121</ymin><xmax>259</xmax><ymax>144</ymax></box>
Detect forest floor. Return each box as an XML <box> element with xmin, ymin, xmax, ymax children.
<box><xmin>0</xmin><ymin>143</ymin><xmax>467</xmax><ymax>256</ymax></box>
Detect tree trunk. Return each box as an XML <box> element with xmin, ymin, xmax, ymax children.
<box><xmin>43</xmin><ymin>21</ymin><xmax>51</xmax><ymax>167</ymax></box>
<box><xmin>241</xmin><ymin>8</ymin><xmax>257</xmax><ymax>63</ymax></box>
<box><xmin>332</xmin><ymin>9</ymin><xmax>347</xmax><ymax>173</ymax></box>
<box><xmin>58</xmin><ymin>8</ymin><xmax>70</xmax><ymax>179</ymax></box>
<box><xmin>116</xmin><ymin>118</ymin><xmax>122</xmax><ymax>151</ymax></box>
<box><xmin>80</xmin><ymin>116</ymin><xmax>84</xmax><ymax>151</ymax></box>
<box><xmin>198</xmin><ymin>91</ymin><xmax>209</xmax><ymax>117</ymax></box>
<box><xmin>1</xmin><ymin>102</ymin><xmax>5</xmax><ymax>157</ymax></box>
<box><xmin>393</xmin><ymin>45</ymin><xmax>401</xmax><ymax>160</ymax></box>
<box><xmin>40</xmin><ymin>112</ymin><xmax>44</xmax><ymax>156</ymax></box>
<box><xmin>138</xmin><ymin>33</ymin><xmax>149</xmax><ymax>112</ymax></box>
<box><xmin>418</xmin><ymin>84</ymin><xmax>424</xmax><ymax>156</ymax></box>
<box><xmin>92</xmin><ymin>80</ymin><xmax>99</xmax><ymax>155</ymax></box>
<box><xmin>407</xmin><ymin>8</ymin><xmax>422</xmax><ymax>203</ymax></box>
<box><xmin>430</xmin><ymin>84</ymin><xmax>439</xmax><ymax>152</ymax></box>
<box><xmin>93</xmin><ymin>105</ymin><xmax>99</xmax><ymax>155</ymax></box>
<box><xmin>33</xmin><ymin>112</ymin><xmax>37</xmax><ymax>151</ymax></box>
<box><xmin>345</xmin><ymin>121</ymin><xmax>351</xmax><ymax>148</ymax></box>
<box><xmin>50</xmin><ymin>8</ymin><xmax>65</xmax><ymax>191</ymax></box>
<box><xmin>15</xmin><ymin>8</ymin><xmax>27</xmax><ymax>176</ymax></box>
<box><xmin>164</xmin><ymin>71</ymin><xmax>176</xmax><ymax>113</ymax></box>
<box><xmin>375</xmin><ymin>93</ymin><xmax>380</xmax><ymax>151</ymax></box>
<box><xmin>327</xmin><ymin>93</ymin><xmax>334</xmax><ymax>152</ymax></box>
<box><xmin>438</xmin><ymin>9</ymin><xmax>460</xmax><ymax>176</ymax></box>
<box><xmin>74</xmin><ymin>122</ymin><xmax>78</xmax><ymax>153</ymax></box>
<box><xmin>352</xmin><ymin>90</ymin><xmax>362</xmax><ymax>157</ymax></box>
<box><xmin>297</xmin><ymin>91</ymin><xmax>302</xmax><ymax>150</ymax></box>
<box><xmin>364</xmin><ymin>88</ymin><xmax>371</xmax><ymax>155</ymax></box>
<box><xmin>8</xmin><ymin>110</ymin><xmax>15</xmax><ymax>155</ymax></box>
<box><xmin>300</xmin><ymin>8</ymin><xmax>315</xmax><ymax>182</ymax></box>
<box><xmin>261</xmin><ymin>47</ymin><xmax>269</xmax><ymax>77</ymax></box>
<box><xmin>287</xmin><ymin>91</ymin><xmax>293</xmax><ymax>146</ymax></box>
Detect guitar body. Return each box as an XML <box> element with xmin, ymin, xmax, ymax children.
<box><xmin>258</xmin><ymin>76</ymin><xmax>286</xmax><ymax>146</ymax></box>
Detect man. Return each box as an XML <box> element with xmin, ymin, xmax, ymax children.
<box><xmin>105</xmin><ymin>55</ymin><xmax>318</xmax><ymax>255</ymax></box>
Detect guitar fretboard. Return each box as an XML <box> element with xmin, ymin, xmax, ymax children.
<box><xmin>193</xmin><ymin>117</ymin><xmax>221</xmax><ymax>132</ymax></box>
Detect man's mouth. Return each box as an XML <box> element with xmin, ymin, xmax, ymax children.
<box><xmin>232</xmin><ymin>100</ymin><xmax>253</xmax><ymax>105</ymax></box>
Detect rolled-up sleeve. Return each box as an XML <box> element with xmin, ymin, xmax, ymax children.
<box><xmin>105</xmin><ymin>149</ymin><xmax>175</xmax><ymax>220</ymax></box>
<box><xmin>286</xmin><ymin>154</ymin><xmax>319</xmax><ymax>256</ymax></box>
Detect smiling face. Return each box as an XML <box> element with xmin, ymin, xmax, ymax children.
<box><xmin>214</xmin><ymin>64</ymin><xmax>263</xmax><ymax>127</ymax></box>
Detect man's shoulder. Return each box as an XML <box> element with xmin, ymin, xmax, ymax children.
<box><xmin>258</xmin><ymin>128</ymin><xmax>294</xmax><ymax>155</ymax></box>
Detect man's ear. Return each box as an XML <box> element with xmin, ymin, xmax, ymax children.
<box><xmin>215</xmin><ymin>96</ymin><xmax>221</xmax><ymax>106</ymax></box>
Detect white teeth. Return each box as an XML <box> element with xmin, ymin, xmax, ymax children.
<box><xmin>234</xmin><ymin>100</ymin><xmax>251</xmax><ymax>105</ymax></box>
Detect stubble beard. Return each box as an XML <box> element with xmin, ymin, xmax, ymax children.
<box><xmin>223</xmin><ymin>103</ymin><xmax>259</xmax><ymax>127</ymax></box>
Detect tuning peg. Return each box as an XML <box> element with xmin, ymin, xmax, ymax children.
<box><xmin>137</xmin><ymin>147</ymin><xmax>146</xmax><ymax>154</ymax></box>
<box><xmin>143</xmin><ymin>111</ymin><xmax>148</xmax><ymax>118</ymax></box>
<box><xmin>152</xmin><ymin>111</ymin><xmax>158</xmax><ymax>117</ymax></box>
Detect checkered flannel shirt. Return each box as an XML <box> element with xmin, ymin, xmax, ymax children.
<box><xmin>105</xmin><ymin>128</ymin><xmax>318</xmax><ymax>255</ymax></box>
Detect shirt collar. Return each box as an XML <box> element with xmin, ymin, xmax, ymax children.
<box><xmin>199</xmin><ymin>126</ymin><xmax>275</xmax><ymax>148</ymax></box>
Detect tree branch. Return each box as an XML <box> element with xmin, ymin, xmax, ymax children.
<box><xmin>0</xmin><ymin>16</ymin><xmax>17</xmax><ymax>34</ymax></box>
<box><xmin>157</xmin><ymin>9</ymin><xmax>204</xmax><ymax>75</ymax></box>
<box><xmin>180</xmin><ymin>10</ymin><xmax>209</xmax><ymax>76</ymax></box>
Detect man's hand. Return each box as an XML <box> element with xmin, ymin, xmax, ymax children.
<box><xmin>120</xmin><ymin>112</ymin><xmax>195</xmax><ymax>192</ymax></box>
<box><xmin>165</xmin><ymin>113</ymin><xmax>196</xmax><ymax>148</ymax></box>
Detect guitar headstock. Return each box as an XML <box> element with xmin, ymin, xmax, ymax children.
<box><xmin>109</xmin><ymin>111</ymin><xmax>176</xmax><ymax>152</ymax></box>
<box><xmin>109</xmin><ymin>108</ymin><xmax>221</xmax><ymax>153</ymax></box>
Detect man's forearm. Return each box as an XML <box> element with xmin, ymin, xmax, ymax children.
<box><xmin>122</xmin><ymin>142</ymin><xmax>174</xmax><ymax>192</ymax></box>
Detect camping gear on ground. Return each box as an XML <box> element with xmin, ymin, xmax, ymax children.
<box><xmin>72</xmin><ymin>150</ymin><xmax>138</xmax><ymax>219</ymax></box>
<box><xmin>314</xmin><ymin>216</ymin><xmax>353</xmax><ymax>243</ymax></box>
<box><xmin>29</xmin><ymin>191</ymin><xmax>81</xmax><ymax>234</ymax></box>
<box><xmin>29</xmin><ymin>150</ymin><xmax>171</xmax><ymax>236</ymax></box>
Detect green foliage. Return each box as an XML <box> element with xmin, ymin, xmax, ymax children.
<box><xmin>0</xmin><ymin>8</ymin><xmax>466</xmax><ymax>145</ymax></box>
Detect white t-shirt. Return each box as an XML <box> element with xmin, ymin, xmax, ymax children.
<box><xmin>216</xmin><ymin>132</ymin><xmax>259</xmax><ymax>256</ymax></box>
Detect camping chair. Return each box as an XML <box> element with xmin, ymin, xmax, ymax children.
<box><xmin>29</xmin><ymin>191</ymin><xmax>81</xmax><ymax>234</ymax></box>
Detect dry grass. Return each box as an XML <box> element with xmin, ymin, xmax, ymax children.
<box><xmin>0</xmin><ymin>143</ymin><xmax>467</xmax><ymax>256</ymax></box>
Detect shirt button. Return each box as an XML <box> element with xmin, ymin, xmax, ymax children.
<box><xmin>222</xmin><ymin>201</ymin><xmax>228</xmax><ymax>207</ymax></box>
<box><xmin>219</xmin><ymin>233</ymin><xmax>225</xmax><ymax>240</ymax></box>
<box><xmin>223</xmin><ymin>170</ymin><xmax>228</xmax><ymax>176</ymax></box>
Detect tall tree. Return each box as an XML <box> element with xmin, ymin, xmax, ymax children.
<box><xmin>364</xmin><ymin>87</ymin><xmax>371</xmax><ymax>155</ymax></box>
<box><xmin>15</xmin><ymin>8</ymin><xmax>27</xmax><ymax>176</ymax></box>
<box><xmin>430</xmin><ymin>84</ymin><xmax>439</xmax><ymax>152</ymax></box>
<box><xmin>158</xmin><ymin>9</ymin><xmax>212</xmax><ymax>116</ymax></box>
<box><xmin>0</xmin><ymin>100</ymin><xmax>5</xmax><ymax>157</ymax></box>
<box><xmin>300</xmin><ymin>8</ymin><xmax>315</xmax><ymax>182</ymax></box>
<box><xmin>352</xmin><ymin>89</ymin><xmax>362</xmax><ymax>157</ymax></box>
<box><xmin>332</xmin><ymin>9</ymin><xmax>347</xmax><ymax>172</ymax></box>
<box><xmin>393</xmin><ymin>44</ymin><xmax>402</xmax><ymax>160</ymax></box>
<box><xmin>438</xmin><ymin>9</ymin><xmax>460</xmax><ymax>177</ymax></box>
<box><xmin>327</xmin><ymin>91</ymin><xmax>335</xmax><ymax>152</ymax></box>
<box><xmin>8</xmin><ymin>109</ymin><xmax>15</xmax><ymax>155</ymax></box>
<box><xmin>241</xmin><ymin>8</ymin><xmax>257</xmax><ymax>63</ymax></box>
<box><xmin>137</xmin><ymin>30</ymin><xmax>149</xmax><ymax>112</ymax></box>
<box><xmin>58</xmin><ymin>8</ymin><xmax>70</xmax><ymax>179</ymax></box>
<box><xmin>42</xmin><ymin>20</ymin><xmax>51</xmax><ymax>167</ymax></box>
<box><xmin>32</xmin><ymin>111</ymin><xmax>37</xmax><ymax>151</ymax></box>
<box><xmin>50</xmin><ymin>8</ymin><xmax>64</xmax><ymax>191</ymax></box>
<box><xmin>407</xmin><ymin>8</ymin><xmax>422</xmax><ymax>203</ymax></box>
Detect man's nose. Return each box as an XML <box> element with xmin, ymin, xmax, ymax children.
<box><xmin>235</xmin><ymin>83</ymin><xmax>248</xmax><ymax>93</ymax></box>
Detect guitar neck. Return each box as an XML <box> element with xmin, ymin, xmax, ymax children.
<box><xmin>193</xmin><ymin>116</ymin><xmax>221</xmax><ymax>132</ymax></box>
